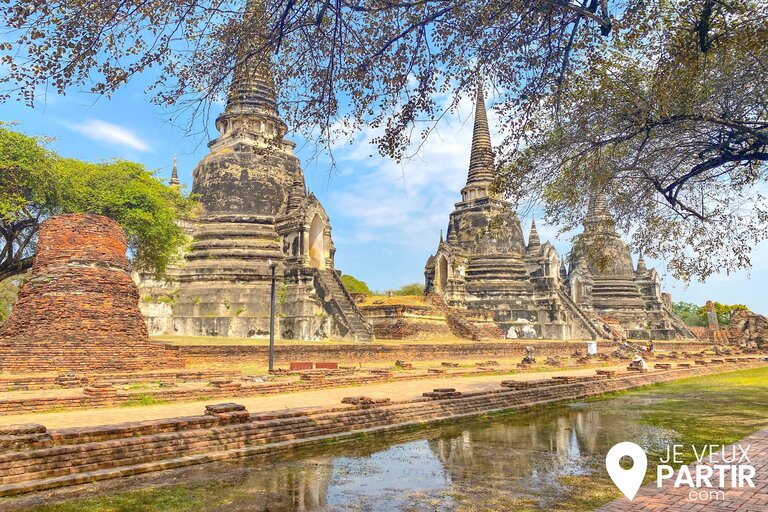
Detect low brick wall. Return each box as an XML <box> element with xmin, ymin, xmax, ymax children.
<box><xmin>0</xmin><ymin>368</ymin><xmax>501</xmax><ymax>415</ymax></box>
<box><xmin>0</xmin><ymin>370</ymin><xmax>241</xmax><ymax>393</ymax></box>
<box><xmin>178</xmin><ymin>340</ymin><xmax>715</xmax><ymax>364</ymax></box>
<box><xmin>0</xmin><ymin>359</ymin><xmax>763</xmax><ymax>497</ymax></box>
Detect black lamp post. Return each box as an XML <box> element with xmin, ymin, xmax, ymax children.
<box><xmin>268</xmin><ymin>260</ymin><xmax>278</xmax><ymax>372</ymax></box>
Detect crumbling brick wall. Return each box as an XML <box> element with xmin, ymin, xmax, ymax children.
<box><xmin>0</xmin><ymin>214</ymin><xmax>182</xmax><ymax>373</ymax></box>
<box><xmin>728</xmin><ymin>310</ymin><xmax>768</xmax><ymax>348</ymax></box>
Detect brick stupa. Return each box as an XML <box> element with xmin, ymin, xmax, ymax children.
<box><xmin>0</xmin><ymin>214</ymin><xmax>182</xmax><ymax>373</ymax></box>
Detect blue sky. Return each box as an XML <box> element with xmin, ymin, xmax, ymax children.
<box><xmin>3</xmin><ymin>80</ymin><xmax>766</xmax><ymax>313</ymax></box>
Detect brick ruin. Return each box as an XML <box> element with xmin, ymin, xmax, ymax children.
<box><xmin>0</xmin><ymin>358</ymin><xmax>764</xmax><ymax>497</ymax></box>
<box><xmin>0</xmin><ymin>214</ymin><xmax>182</xmax><ymax>373</ymax></box>
<box><xmin>728</xmin><ymin>309</ymin><xmax>768</xmax><ymax>348</ymax></box>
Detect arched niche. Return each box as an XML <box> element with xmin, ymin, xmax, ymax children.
<box><xmin>572</xmin><ymin>277</ymin><xmax>584</xmax><ymax>305</ymax></box>
<box><xmin>436</xmin><ymin>255</ymin><xmax>449</xmax><ymax>292</ymax></box>
<box><xmin>308</xmin><ymin>214</ymin><xmax>326</xmax><ymax>270</ymax></box>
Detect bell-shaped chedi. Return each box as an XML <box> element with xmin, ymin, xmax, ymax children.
<box><xmin>565</xmin><ymin>194</ymin><xmax>694</xmax><ymax>339</ymax></box>
<box><xmin>136</xmin><ymin>0</ymin><xmax>373</xmax><ymax>342</ymax></box>
<box><xmin>0</xmin><ymin>214</ymin><xmax>182</xmax><ymax>373</ymax></box>
<box><xmin>424</xmin><ymin>83</ymin><xmax>598</xmax><ymax>340</ymax></box>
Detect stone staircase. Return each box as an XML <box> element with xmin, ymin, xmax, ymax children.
<box><xmin>555</xmin><ymin>289</ymin><xmax>605</xmax><ymax>340</ymax></box>
<box><xmin>426</xmin><ymin>294</ymin><xmax>485</xmax><ymax>341</ymax></box>
<box><xmin>662</xmin><ymin>304</ymin><xmax>696</xmax><ymax>339</ymax></box>
<box><xmin>316</xmin><ymin>269</ymin><xmax>374</xmax><ymax>342</ymax></box>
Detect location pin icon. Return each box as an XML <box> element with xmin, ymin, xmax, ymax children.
<box><xmin>606</xmin><ymin>442</ymin><xmax>647</xmax><ymax>501</ymax></box>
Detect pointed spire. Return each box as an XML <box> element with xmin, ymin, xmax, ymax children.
<box><xmin>214</xmin><ymin>0</ymin><xmax>286</xmax><ymax>142</ymax></box>
<box><xmin>527</xmin><ymin>218</ymin><xmax>541</xmax><ymax>253</ymax></box>
<box><xmin>439</xmin><ymin>229</ymin><xmax>444</xmax><ymax>244</ymax></box>
<box><xmin>447</xmin><ymin>225</ymin><xmax>457</xmax><ymax>243</ymax></box>
<box><xmin>584</xmin><ymin>190</ymin><xmax>615</xmax><ymax>233</ymax></box>
<box><xmin>226</xmin><ymin>0</ymin><xmax>277</xmax><ymax>117</ymax></box>
<box><xmin>466</xmin><ymin>81</ymin><xmax>495</xmax><ymax>188</ymax></box>
<box><xmin>169</xmin><ymin>154</ymin><xmax>180</xmax><ymax>188</ymax></box>
<box><xmin>560</xmin><ymin>260</ymin><xmax>568</xmax><ymax>281</ymax></box>
<box><xmin>286</xmin><ymin>167</ymin><xmax>306</xmax><ymax>211</ymax></box>
<box><xmin>636</xmin><ymin>252</ymin><xmax>648</xmax><ymax>273</ymax></box>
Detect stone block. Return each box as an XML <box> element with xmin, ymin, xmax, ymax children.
<box><xmin>423</xmin><ymin>388</ymin><xmax>462</xmax><ymax>399</ymax></box>
<box><xmin>341</xmin><ymin>396</ymin><xmax>391</xmax><ymax>407</ymax></box>
<box><xmin>204</xmin><ymin>403</ymin><xmax>246</xmax><ymax>415</ymax></box>
<box><xmin>0</xmin><ymin>424</ymin><xmax>47</xmax><ymax>436</ymax></box>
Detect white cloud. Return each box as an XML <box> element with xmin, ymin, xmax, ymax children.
<box><xmin>66</xmin><ymin>119</ymin><xmax>151</xmax><ymax>152</ymax></box>
<box><xmin>329</xmin><ymin>94</ymin><xmax>499</xmax><ymax>254</ymax></box>
<box><xmin>323</xmin><ymin>91</ymin><xmax>768</xmax><ymax>312</ymax></box>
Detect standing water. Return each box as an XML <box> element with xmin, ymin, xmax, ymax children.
<box><xmin>10</xmin><ymin>397</ymin><xmax>677</xmax><ymax>512</ymax></box>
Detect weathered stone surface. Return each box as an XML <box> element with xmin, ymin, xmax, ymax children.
<box><xmin>728</xmin><ymin>309</ymin><xmax>768</xmax><ymax>347</ymax></box>
<box><xmin>424</xmin><ymin>85</ymin><xmax>601</xmax><ymax>341</ymax></box>
<box><xmin>423</xmin><ymin>388</ymin><xmax>462</xmax><ymax>399</ymax></box>
<box><xmin>341</xmin><ymin>396</ymin><xmax>391</xmax><ymax>407</ymax></box>
<box><xmin>135</xmin><ymin>3</ymin><xmax>372</xmax><ymax>343</ymax></box>
<box><xmin>0</xmin><ymin>214</ymin><xmax>182</xmax><ymax>373</ymax></box>
<box><xmin>0</xmin><ymin>424</ymin><xmax>46</xmax><ymax>436</ymax></box>
<box><xmin>565</xmin><ymin>198</ymin><xmax>693</xmax><ymax>341</ymax></box>
<box><xmin>422</xmin><ymin>86</ymin><xmax>691</xmax><ymax>343</ymax></box>
<box><xmin>176</xmin><ymin>340</ymin><xmax>715</xmax><ymax>366</ymax></box>
<box><xmin>204</xmin><ymin>403</ymin><xmax>247</xmax><ymax>414</ymax></box>
<box><xmin>0</xmin><ymin>359</ymin><xmax>763</xmax><ymax>497</ymax></box>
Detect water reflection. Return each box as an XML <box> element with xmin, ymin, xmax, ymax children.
<box><xmin>13</xmin><ymin>402</ymin><xmax>676</xmax><ymax>511</ymax></box>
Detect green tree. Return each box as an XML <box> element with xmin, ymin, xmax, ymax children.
<box><xmin>0</xmin><ymin>127</ymin><xmax>195</xmax><ymax>281</ymax></box>
<box><xmin>340</xmin><ymin>274</ymin><xmax>372</xmax><ymax>295</ymax></box>
<box><xmin>672</xmin><ymin>302</ymin><xmax>707</xmax><ymax>328</ymax></box>
<box><xmin>2</xmin><ymin>1</ymin><xmax>765</xmax><ymax>281</ymax></box>
<box><xmin>393</xmin><ymin>283</ymin><xmax>424</xmax><ymax>296</ymax></box>
<box><xmin>498</xmin><ymin>0</ymin><xmax>767</xmax><ymax>282</ymax></box>
<box><xmin>701</xmin><ymin>302</ymin><xmax>749</xmax><ymax>327</ymax></box>
<box><xmin>0</xmin><ymin>275</ymin><xmax>23</xmax><ymax>324</ymax></box>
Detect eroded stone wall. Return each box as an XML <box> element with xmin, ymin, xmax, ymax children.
<box><xmin>177</xmin><ymin>340</ymin><xmax>715</xmax><ymax>365</ymax></box>
<box><xmin>0</xmin><ymin>214</ymin><xmax>182</xmax><ymax>373</ymax></box>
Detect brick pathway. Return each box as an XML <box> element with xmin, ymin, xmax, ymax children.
<box><xmin>597</xmin><ymin>429</ymin><xmax>768</xmax><ymax>511</ymax></box>
<box><xmin>0</xmin><ymin>366</ymin><xmax>624</xmax><ymax>430</ymax></box>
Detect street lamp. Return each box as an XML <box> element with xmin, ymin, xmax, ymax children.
<box><xmin>268</xmin><ymin>259</ymin><xmax>278</xmax><ymax>372</ymax></box>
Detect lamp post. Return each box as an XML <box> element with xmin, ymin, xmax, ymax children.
<box><xmin>268</xmin><ymin>260</ymin><xmax>278</xmax><ymax>372</ymax></box>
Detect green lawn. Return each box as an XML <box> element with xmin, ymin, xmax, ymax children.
<box><xmin>555</xmin><ymin>366</ymin><xmax>768</xmax><ymax>511</ymax></box>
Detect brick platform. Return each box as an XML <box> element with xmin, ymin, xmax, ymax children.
<box><xmin>0</xmin><ymin>214</ymin><xmax>182</xmax><ymax>373</ymax></box>
<box><xmin>0</xmin><ymin>360</ymin><xmax>763</xmax><ymax>497</ymax></box>
<box><xmin>177</xmin><ymin>340</ymin><xmax>715</xmax><ymax>365</ymax></box>
<box><xmin>0</xmin><ymin>365</ymin><xmax>518</xmax><ymax>415</ymax></box>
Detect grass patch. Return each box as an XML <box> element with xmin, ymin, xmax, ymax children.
<box><xmin>126</xmin><ymin>383</ymin><xmax>153</xmax><ymax>391</ymax></box>
<box><xmin>553</xmin><ymin>366</ymin><xmax>768</xmax><ymax>511</ymax></box>
<box><xmin>23</xmin><ymin>485</ymin><xmax>226</xmax><ymax>512</ymax></box>
<box><xmin>631</xmin><ymin>367</ymin><xmax>768</xmax><ymax>463</ymax></box>
<box><xmin>120</xmin><ymin>394</ymin><xmax>170</xmax><ymax>408</ymax></box>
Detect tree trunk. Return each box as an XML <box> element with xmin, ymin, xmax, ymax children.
<box><xmin>0</xmin><ymin>257</ymin><xmax>34</xmax><ymax>283</ymax></box>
